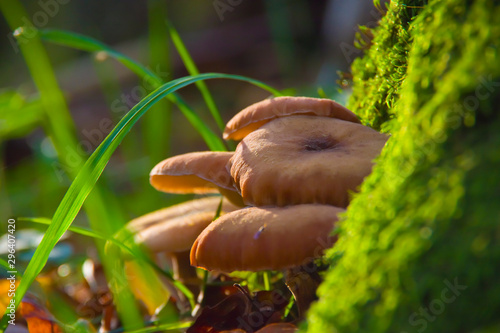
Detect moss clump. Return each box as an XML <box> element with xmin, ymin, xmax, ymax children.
<box><xmin>348</xmin><ymin>0</ymin><xmax>426</xmax><ymax>130</ymax></box>
<box><xmin>305</xmin><ymin>0</ymin><xmax>500</xmax><ymax>332</ymax></box>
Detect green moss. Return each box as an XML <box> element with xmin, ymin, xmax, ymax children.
<box><xmin>348</xmin><ymin>1</ymin><xmax>426</xmax><ymax>130</ymax></box>
<box><xmin>305</xmin><ymin>0</ymin><xmax>500</xmax><ymax>332</ymax></box>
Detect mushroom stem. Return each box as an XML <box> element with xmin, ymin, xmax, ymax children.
<box><xmin>218</xmin><ymin>187</ymin><xmax>245</xmax><ymax>207</ymax></box>
<box><xmin>284</xmin><ymin>262</ymin><xmax>322</xmax><ymax>318</ymax></box>
<box><xmin>170</xmin><ymin>250</ymin><xmax>200</xmax><ymax>285</ymax></box>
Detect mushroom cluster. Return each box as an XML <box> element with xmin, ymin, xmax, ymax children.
<box><xmin>190</xmin><ymin>97</ymin><xmax>387</xmax><ymax>272</ymax></box>
<box><xmin>127</xmin><ymin>96</ymin><xmax>388</xmax><ymax>317</ymax></box>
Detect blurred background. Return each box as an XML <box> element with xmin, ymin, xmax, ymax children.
<box><xmin>0</xmin><ymin>0</ymin><xmax>382</xmax><ymax>263</ymax></box>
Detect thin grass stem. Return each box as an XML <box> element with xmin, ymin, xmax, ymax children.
<box><xmin>166</xmin><ymin>20</ymin><xmax>225</xmax><ymax>132</ymax></box>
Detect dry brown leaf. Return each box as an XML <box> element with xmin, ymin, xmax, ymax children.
<box><xmin>255</xmin><ymin>323</ymin><xmax>298</xmax><ymax>332</ymax></box>
<box><xmin>188</xmin><ymin>285</ymin><xmax>290</xmax><ymax>333</ymax></box>
<box><xmin>187</xmin><ymin>287</ymin><xmax>252</xmax><ymax>333</ymax></box>
<box><xmin>19</xmin><ymin>298</ymin><xmax>63</xmax><ymax>333</ymax></box>
<box><xmin>285</xmin><ymin>264</ymin><xmax>322</xmax><ymax>318</ymax></box>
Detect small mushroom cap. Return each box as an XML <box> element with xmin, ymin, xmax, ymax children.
<box><xmin>128</xmin><ymin>197</ymin><xmax>238</xmax><ymax>253</ymax></box>
<box><xmin>190</xmin><ymin>204</ymin><xmax>345</xmax><ymax>272</ymax></box>
<box><xmin>150</xmin><ymin>152</ymin><xmax>235</xmax><ymax>194</ymax></box>
<box><xmin>228</xmin><ymin>116</ymin><xmax>388</xmax><ymax>207</ymax></box>
<box><xmin>223</xmin><ymin>96</ymin><xmax>360</xmax><ymax>140</ymax></box>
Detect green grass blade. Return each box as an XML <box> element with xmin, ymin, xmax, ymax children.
<box><xmin>1</xmin><ymin>73</ymin><xmax>281</xmax><ymax>327</ymax></box>
<box><xmin>39</xmin><ymin>28</ymin><xmax>226</xmax><ymax>151</ymax></box>
<box><xmin>19</xmin><ymin>218</ymin><xmax>195</xmax><ymax>307</ymax></box>
<box><xmin>0</xmin><ymin>258</ymin><xmax>8</xmax><ymax>271</ymax></box>
<box><xmin>19</xmin><ymin>217</ymin><xmax>107</xmax><ymax>240</ymax></box>
<box><xmin>116</xmin><ymin>321</ymin><xmax>192</xmax><ymax>333</ymax></box>
<box><xmin>40</xmin><ymin>29</ymin><xmax>160</xmax><ymax>84</ymax></box>
<box><xmin>166</xmin><ymin>20</ymin><xmax>225</xmax><ymax>131</ymax></box>
<box><xmin>40</xmin><ymin>28</ymin><xmax>284</xmax><ymax>149</ymax></box>
<box><xmin>147</xmin><ymin>0</ymin><xmax>172</xmax><ymax>161</ymax></box>
<box><xmin>0</xmin><ymin>21</ymin><xmax>75</xmax><ymax>159</ymax></box>
<box><xmin>18</xmin><ymin>217</ymin><xmax>178</xmax><ymax>282</ymax></box>
<box><xmin>0</xmin><ymin>2</ymin><xmax>128</xmax><ymax>239</ymax></box>
<box><xmin>0</xmin><ymin>258</ymin><xmax>20</xmax><ymax>277</ymax></box>
<box><xmin>0</xmin><ymin>91</ymin><xmax>44</xmax><ymax>139</ymax></box>
<box><xmin>169</xmin><ymin>93</ymin><xmax>225</xmax><ymax>151</ymax></box>
<box><xmin>0</xmin><ymin>2</ymin><xmax>142</xmax><ymax>327</ymax></box>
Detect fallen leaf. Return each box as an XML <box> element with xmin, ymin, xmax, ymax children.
<box><xmin>200</xmin><ymin>282</ymin><xmax>242</xmax><ymax>308</ymax></box>
<box><xmin>124</xmin><ymin>261</ymin><xmax>170</xmax><ymax>315</ymax></box>
<box><xmin>255</xmin><ymin>323</ymin><xmax>297</xmax><ymax>332</ymax></box>
<box><xmin>284</xmin><ymin>264</ymin><xmax>322</xmax><ymax>318</ymax></box>
<box><xmin>187</xmin><ymin>285</ymin><xmax>252</xmax><ymax>333</ymax></box>
<box><xmin>188</xmin><ymin>285</ymin><xmax>291</xmax><ymax>333</ymax></box>
<box><xmin>4</xmin><ymin>324</ymin><xmax>29</xmax><ymax>332</ymax></box>
<box><xmin>19</xmin><ymin>298</ymin><xmax>63</xmax><ymax>333</ymax></box>
<box><xmin>0</xmin><ymin>278</ymin><xmax>19</xmax><ymax>313</ymax></box>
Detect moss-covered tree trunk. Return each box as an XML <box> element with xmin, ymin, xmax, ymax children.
<box><xmin>305</xmin><ymin>0</ymin><xmax>500</xmax><ymax>332</ymax></box>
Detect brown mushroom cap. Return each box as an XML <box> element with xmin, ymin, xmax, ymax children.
<box><xmin>223</xmin><ymin>96</ymin><xmax>360</xmax><ymax>140</ymax></box>
<box><xmin>228</xmin><ymin>116</ymin><xmax>388</xmax><ymax>207</ymax></box>
<box><xmin>128</xmin><ymin>197</ymin><xmax>238</xmax><ymax>253</ymax></box>
<box><xmin>150</xmin><ymin>151</ymin><xmax>235</xmax><ymax>194</ymax></box>
<box><xmin>190</xmin><ymin>204</ymin><xmax>345</xmax><ymax>272</ymax></box>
